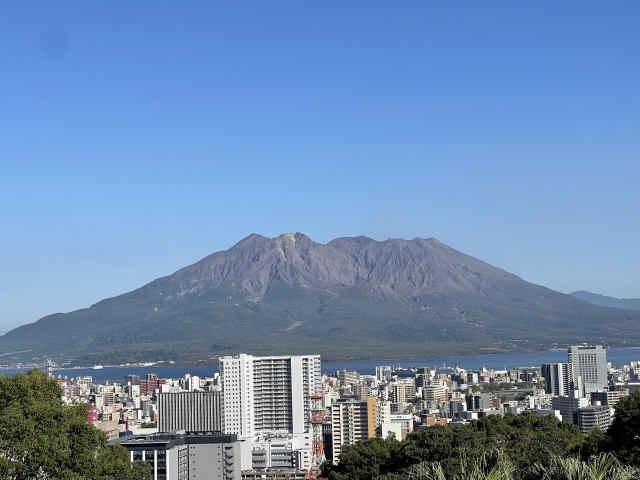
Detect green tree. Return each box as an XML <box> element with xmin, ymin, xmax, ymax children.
<box><xmin>321</xmin><ymin>436</ymin><xmax>401</xmax><ymax>480</ymax></box>
<box><xmin>398</xmin><ymin>424</ymin><xmax>494</xmax><ymax>477</ymax></box>
<box><xmin>0</xmin><ymin>369</ymin><xmax>151</xmax><ymax>480</ymax></box>
<box><xmin>498</xmin><ymin>412</ymin><xmax>583</xmax><ymax>471</ymax></box>
<box><xmin>321</xmin><ymin>413</ymin><xmax>585</xmax><ymax>480</ymax></box>
<box><xmin>607</xmin><ymin>391</ymin><xmax>640</xmax><ymax>466</ymax></box>
<box><xmin>575</xmin><ymin>427</ymin><xmax>611</xmax><ymax>462</ymax></box>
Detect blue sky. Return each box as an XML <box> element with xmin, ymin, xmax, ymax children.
<box><xmin>1</xmin><ymin>2</ymin><xmax>639</xmax><ymax>334</ymax></box>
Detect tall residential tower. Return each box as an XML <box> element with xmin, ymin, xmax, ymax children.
<box><xmin>219</xmin><ymin>354</ymin><xmax>322</xmax><ymax>438</ymax></box>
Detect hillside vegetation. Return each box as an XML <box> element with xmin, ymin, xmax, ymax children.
<box><xmin>2</xmin><ymin>233</ymin><xmax>640</xmax><ymax>364</ymax></box>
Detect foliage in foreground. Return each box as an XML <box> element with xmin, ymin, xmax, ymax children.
<box><xmin>376</xmin><ymin>451</ymin><xmax>640</xmax><ymax>480</ymax></box>
<box><xmin>321</xmin><ymin>412</ymin><xmax>584</xmax><ymax>480</ymax></box>
<box><xmin>0</xmin><ymin>369</ymin><xmax>151</xmax><ymax>480</ymax></box>
<box><xmin>322</xmin><ymin>393</ymin><xmax>640</xmax><ymax>480</ymax></box>
<box><xmin>606</xmin><ymin>390</ymin><xmax>640</xmax><ymax>466</ymax></box>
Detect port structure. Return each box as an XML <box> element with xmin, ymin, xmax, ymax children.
<box><xmin>306</xmin><ymin>393</ymin><xmax>326</xmax><ymax>479</ymax></box>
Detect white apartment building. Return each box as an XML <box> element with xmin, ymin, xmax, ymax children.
<box><xmin>330</xmin><ymin>400</ymin><xmax>370</xmax><ymax>462</ymax></box>
<box><xmin>330</xmin><ymin>397</ymin><xmax>389</xmax><ymax>462</ymax></box>
<box><xmin>551</xmin><ymin>395</ymin><xmax>589</xmax><ymax>422</ymax></box>
<box><xmin>377</xmin><ymin>400</ymin><xmax>391</xmax><ymax>425</ymax></box>
<box><xmin>220</xmin><ymin>354</ymin><xmax>321</xmax><ymax>437</ymax></box>
<box><xmin>219</xmin><ymin>354</ymin><xmax>321</xmax><ymax>470</ymax></box>
<box><xmin>249</xmin><ymin>433</ymin><xmax>312</xmax><ymax>471</ymax></box>
<box><xmin>77</xmin><ymin>376</ymin><xmax>93</xmax><ymax>394</ymax></box>
<box><xmin>390</xmin><ymin>414</ymin><xmax>414</xmax><ymax>440</ymax></box>
<box><xmin>423</xmin><ymin>381</ymin><xmax>447</xmax><ymax>403</ymax></box>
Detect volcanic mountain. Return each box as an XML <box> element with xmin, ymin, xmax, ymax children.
<box><xmin>2</xmin><ymin>233</ymin><xmax>640</xmax><ymax>365</ymax></box>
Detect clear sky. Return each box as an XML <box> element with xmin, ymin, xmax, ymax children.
<box><xmin>1</xmin><ymin>2</ymin><xmax>639</xmax><ymax>334</ymax></box>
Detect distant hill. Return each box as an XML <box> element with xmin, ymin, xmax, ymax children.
<box><xmin>2</xmin><ymin>233</ymin><xmax>640</xmax><ymax>365</ymax></box>
<box><xmin>570</xmin><ymin>291</ymin><xmax>640</xmax><ymax>312</ymax></box>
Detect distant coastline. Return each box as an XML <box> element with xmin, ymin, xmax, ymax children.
<box><xmin>4</xmin><ymin>347</ymin><xmax>640</xmax><ymax>381</ymax></box>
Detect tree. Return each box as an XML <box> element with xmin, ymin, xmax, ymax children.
<box><xmin>607</xmin><ymin>391</ymin><xmax>640</xmax><ymax>466</ymax></box>
<box><xmin>321</xmin><ymin>436</ymin><xmax>401</xmax><ymax>480</ymax></box>
<box><xmin>321</xmin><ymin>413</ymin><xmax>585</xmax><ymax>480</ymax></box>
<box><xmin>497</xmin><ymin>412</ymin><xmax>583</xmax><ymax>471</ymax></box>
<box><xmin>0</xmin><ymin>369</ymin><xmax>151</xmax><ymax>480</ymax></box>
<box><xmin>576</xmin><ymin>427</ymin><xmax>611</xmax><ymax>462</ymax></box>
<box><xmin>397</xmin><ymin>424</ymin><xmax>495</xmax><ymax>477</ymax></box>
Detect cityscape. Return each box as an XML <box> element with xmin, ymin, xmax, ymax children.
<box><xmin>2</xmin><ymin>2</ymin><xmax>639</xmax><ymax>479</ymax></box>
<box><xmin>35</xmin><ymin>345</ymin><xmax>635</xmax><ymax>479</ymax></box>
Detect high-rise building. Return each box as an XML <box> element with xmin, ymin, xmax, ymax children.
<box><xmin>219</xmin><ymin>354</ymin><xmax>321</xmax><ymax>438</ymax></box>
<box><xmin>541</xmin><ymin>363</ymin><xmax>582</xmax><ymax>397</ymax></box>
<box><xmin>353</xmin><ymin>384</ymin><xmax>370</xmax><ymax>401</ymax></box>
<box><xmin>375</xmin><ymin>366</ymin><xmax>392</xmax><ymax>383</ymax></box>
<box><xmin>185</xmin><ymin>375</ymin><xmax>201</xmax><ymax>392</ymax></box>
<box><xmin>568</xmin><ymin>345</ymin><xmax>607</xmax><ymax>394</ymax></box>
<box><xmin>330</xmin><ymin>398</ymin><xmax>379</xmax><ymax>462</ymax></box>
<box><xmin>158</xmin><ymin>391</ymin><xmax>222</xmax><ymax>433</ymax></box>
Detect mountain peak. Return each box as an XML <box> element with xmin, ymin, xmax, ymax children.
<box><xmin>275</xmin><ymin>232</ymin><xmax>313</xmax><ymax>245</ymax></box>
<box><xmin>3</xmin><ymin>233</ymin><xmax>640</xmax><ymax>364</ymax></box>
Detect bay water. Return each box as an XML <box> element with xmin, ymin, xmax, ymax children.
<box><xmin>3</xmin><ymin>347</ymin><xmax>640</xmax><ymax>383</ymax></box>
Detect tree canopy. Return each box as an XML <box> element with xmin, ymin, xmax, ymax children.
<box><xmin>606</xmin><ymin>391</ymin><xmax>640</xmax><ymax>466</ymax></box>
<box><xmin>321</xmin><ymin>412</ymin><xmax>585</xmax><ymax>480</ymax></box>
<box><xmin>0</xmin><ymin>369</ymin><xmax>151</xmax><ymax>480</ymax></box>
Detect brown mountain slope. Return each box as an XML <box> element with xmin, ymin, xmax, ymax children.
<box><xmin>1</xmin><ymin>233</ymin><xmax>639</xmax><ymax>364</ymax></box>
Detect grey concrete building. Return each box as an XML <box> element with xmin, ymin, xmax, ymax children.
<box><xmin>590</xmin><ymin>390</ymin><xmax>629</xmax><ymax>407</ymax></box>
<box><xmin>542</xmin><ymin>363</ymin><xmax>582</xmax><ymax>397</ymax></box>
<box><xmin>576</xmin><ymin>405</ymin><xmax>612</xmax><ymax>434</ymax></box>
<box><xmin>568</xmin><ymin>345</ymin><xmax>607</xmax><ymax>394</ymax></box>
<box><xmin>158</xmin><ymin>391</ymin><xmax>222</xmax><ymax>433</ymax></box>
<box><xmin>466</xmin><ymin>393</ymin><xmax>492</xmax><ymax>411</ymax></box>
<box><xmin>117</xmin><ymin>432</ymin><xmax>240</xmax><ymax>480</ymax></box>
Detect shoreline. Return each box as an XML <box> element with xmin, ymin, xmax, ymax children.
<box><xmin>3</xmin><ymin>345</ymin><xmax>640</xmax><ymax>372</ymax></box>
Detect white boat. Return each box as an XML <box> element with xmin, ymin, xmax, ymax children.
<box><xmin>93</xmin><ymin>365</ymin><xmax>104</xmax><ymax>370</ymax></box>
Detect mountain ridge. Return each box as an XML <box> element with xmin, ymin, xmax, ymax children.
<box><xmin>570</xmin><ymin>290</ymin><xmax>640</xmax><ymax>312</ymax></box>
<box><xmin>2</xmin><ymin>233</ymin><xmax>640</xmax><ymax>365</ymax></box>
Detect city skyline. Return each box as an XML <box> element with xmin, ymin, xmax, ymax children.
<box><xmin>42</xmin><ymin>343</ymin><xmax>640</xmax><ymax>477</ymax></box>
